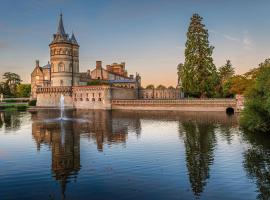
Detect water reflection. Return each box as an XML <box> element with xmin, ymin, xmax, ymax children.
<box><xmin>12</xmin><ymin>109</ymin><xmax>269</xmax><ymax>199</ymax></box>
<box><xmin>243</xmin><ymin>131</ymin><xmax>270</xmax><ymax>200</ymax></box>
<box><xmin>0</xmin><ymin>111</ymin><xmax>23</xmax><ymax>131</ymax></box>
<box><xmin>32</xmin><ymin>117</ymin><xmax>80</xmax><ymax>199</ymax></box>
<box><xmin>180</xmin><ymin>121</ymin><xmax>216</xmax><ymax>197</ymax></box>
<box><xmin>30</xmin><ymin>110</ymin><xmax>240</xmax><ymax>199</ymax></box>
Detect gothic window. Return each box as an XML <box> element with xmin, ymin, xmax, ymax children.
<box><xmin>69</xmin><ymin>64</ymin><xmax>72</xmax><ymax>72</ymax></box>
<box><xmin>58</xmin><ymin>63</ymin><xmax>65</xmax><ymax>72</ymax></box>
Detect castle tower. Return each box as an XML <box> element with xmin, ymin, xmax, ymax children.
<box><xmin>50</xmin><ymin>14</ymin><xmax>80</xmax><ymax>87</ymax></box>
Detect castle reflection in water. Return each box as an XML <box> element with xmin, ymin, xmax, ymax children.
<box><xmin>29</xmin><ymin>110</ymin><xmax>239</xmax><ymax>198</ymax></box>
<box><xmin>2</xmin><ymin>110</ymin><xmax>270</xmax><ymax>199</ymax></box>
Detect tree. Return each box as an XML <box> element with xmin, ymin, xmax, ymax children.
<box><xmin>1</xmin><ymin>72</ymin><xmax>22</xmax><ymax>97</ymax></box>
<box><xmin>222</xmin><ymin>75</ymin><xmax>250</xmax><ymax>97</ymax></box>
<box><xmin>177</xmin><ymin>63</ymin><xmax>184</xmax><ymax>87</ymax></box>
<box><xmin>240</xmin><ymin>59</ymin><xmax>270</xmax><ymax>133</ymax></box>
<box><xmin>16</xmin><ymin>84</ymin><xmax>31</xmax><ymax>97</ymax></box>
<box><xmin>182</xmin><ymin>14</ymin><xmax>218</xmax><ymax>98</ymax></box>
<box><xmin>156</xmin><ymin>85</ymin><xmax>166</xmax><ymax>90</ymax></box>
<box><xmin>145</xmin><ymin>84</ymin><xmax>155</xmax><ymax>89</ymax></box>
<box><xmin>219</xmin><ymin>60</ymin><xmax>235</xmax><ymax>83</ymax></box>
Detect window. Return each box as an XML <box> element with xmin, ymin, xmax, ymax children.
<box><xmin>60</xmin><ymin>80</ymin><xmax>63</xmax><ymax>86</ymax></box>
<box><xmin>98</xmin><ymin>98</ymin><xmax>102</xmax><ymax>101</ymax></box>
<box><xmin>69</xmin><ymin>64</ymin><xmax>72</xmax><ymax>72</ymax></box>
<box><xmin>58</xmin><ymin>63</ymin><xmax>65</xmax><ymax>72</ymax></box>
<box><xmin>92</xmin><ymin>98</ymin><xmax>95</xmax><ymax>102</ymax></box>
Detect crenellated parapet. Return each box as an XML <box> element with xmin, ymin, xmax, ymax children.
<box><xmin>36</xmin><ymin>86</ymin><xmax>72</xmax><ymax>95</ymax></box>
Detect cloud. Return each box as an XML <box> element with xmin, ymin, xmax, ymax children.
<box><xmin>209</xmin><ymin>30</ymin><xmax>240</xmax><ymax>42</ymax></box>
<box><xmin>243</xmin><ymin>31</ymin><xmax>253</xmax><ymax>50</ymax></box>
<box><xmin>210</xmin><ymin>29</ymin><xmax>254</xmax><ymax>50</ymax></box>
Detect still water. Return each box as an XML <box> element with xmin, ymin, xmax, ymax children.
<box><xmin>0</xmin><ymin>110</ymin><xmax>270</xmax><ymax>200</ymax></box>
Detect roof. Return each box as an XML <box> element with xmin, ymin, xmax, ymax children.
<box><xmin>57</xmin><ymin>13</ymin><xmax>66</xmax><ymax>36</ymax></box>
<box><xmin>42</xmin><ymin>62</ymin><xmax>51</xmax><ymax>69</ymax></box>
<box><xmin>108</xmin><ymin>79</ymin><xmax>136</xmax><ymax>83</ymax></box>
<box><xmin>70</xmin><ymin>33</ymin><xmax>78</xmax><ymax>44</ymax></box>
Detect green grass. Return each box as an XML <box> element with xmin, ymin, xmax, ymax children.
<box><xmin>0</xmin><ymin>103</ymin><xmax>28</xmax><ymax>111</ymax></box>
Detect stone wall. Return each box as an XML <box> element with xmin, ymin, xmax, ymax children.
<box><xmin>111</xmin><ymin>99</ymin><xmax>237</xmax><ymax>112</ymax></box>
<box><xmin>36</xmin><ymin>86</ymin><xmax>73</xmax><ymax>107</ymax></box>
<box><xmin>72</xmin><ymin>86</ymin><xmax>112</xmax><ymax>110</ymax></box>
<box><xmin>111</xmin><ymin>87</ymin><xmax>138</xmax><ymax>99</ymax></box>
<box><xmin>139</xmin><ymin>88</ymin><xmax>182</xmax><ymax>99</ymax></box>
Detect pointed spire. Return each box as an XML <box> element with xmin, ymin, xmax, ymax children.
<box><xmin>57</xmin><ymin>13</ymin><xmax>66</xmax><ymax>36</ymax></box>
<box><xmin>70</xmin><ymin>32</ymin><xmax>78</xmax><ymax>44</ymax></box>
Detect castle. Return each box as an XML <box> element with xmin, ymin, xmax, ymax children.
<box><xmin>31</xmin><ymin>14</ymin><xmax>182</xmax><ymax>109</ymax></box>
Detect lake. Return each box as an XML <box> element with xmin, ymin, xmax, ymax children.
<box><xmin>0</xmin><ymin>110</ymin><xmax>269</xmax><ymax>200</ymax></box>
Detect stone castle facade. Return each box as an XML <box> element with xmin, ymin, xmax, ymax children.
<box><xmin>31</xmin><ymin>14</ymin><xmax>182</xmax><ymax>109</ymax></box>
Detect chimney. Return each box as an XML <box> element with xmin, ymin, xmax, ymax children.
<box><xmin>35</xmin><ymin>60</ymin><xmax>39</xmax><ymax>67</ymax></box>
<box><xmin>96</xmin><ymin>61</ymin><xmax>102</xmax><ymax>69</ymax></box>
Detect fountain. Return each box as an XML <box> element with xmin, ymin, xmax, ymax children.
<box><xmin>42</xmin><ymin>93</ymin><xmax>87</xmax><ymax>123</ymax></box>
<box><xmin>60</xmin><ymin>94</ymin><xmax>65</xmax><ymax>120</ymax></box>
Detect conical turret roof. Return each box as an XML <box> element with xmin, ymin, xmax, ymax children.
<box><xmin>51</xmin><ymin>13</ymin><xmax>69</xmax><ymax>44</ymax></box>
<box><xmin>70</xmin><ymin>32</ymin><xmax>78</xmax><ymax>45</ymax></box>
<box><xmin>57</xmin><ymin>13</ymin><xmax>66</xmax><ymax>36</ymax></box>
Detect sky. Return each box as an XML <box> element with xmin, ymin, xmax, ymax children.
<box><xmin>0</xmin><ymin>0</ymin><xmax>270</xmax><ymax>87</ymax></box>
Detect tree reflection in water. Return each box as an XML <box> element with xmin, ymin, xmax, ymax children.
<box><xmin>243</xmin><ymin>131</ymin><xmax>270</xmax><ymax>200</ymax></box>
<box><xmin>180</xmin><ymin>120</ymin><xmax>216</xmax><ymax>198</ymax></box>
<box><xmin>0</xmin><ymin>111</ymin><xmax>23</xmax><ymax>131</ymax></box>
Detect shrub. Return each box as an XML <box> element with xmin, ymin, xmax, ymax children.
<box><xmin>4</xmin><ymin>99</ymin><xmax>16</xmax><ymax>103</ymax></box>
<box><xmin>240</xmin><ymin>61</ymin><xmax>270</xmax><ymax>133</ymax></box>
<box><xmin>28</xmin><ymin>100</ymin><xmax>37</xmax><ymax>106</ymax></box>
<box><xmin>16</xmin><ymin>105</ymin><xmax>27</xmax><ymax>111</ymax></box>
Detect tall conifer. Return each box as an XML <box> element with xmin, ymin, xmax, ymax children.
<box><xmin>182</xmin><ymin>14</ymin><xmax>218</xmax><ymax>97</ymax></box>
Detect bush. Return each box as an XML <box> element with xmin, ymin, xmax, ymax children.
<box><xmin>28</xmin><ymin>100</ymin><xmax>37</xmax><ymax>106</ymax></box>
<box><xmin>4</xmin><ymin>99</ymin><xmax>17</xmax><ymax>103</ymax></box>
<box><xmin>16</xmin><ymin>105</ymin><xmax>27</xmax><ymax>111</ymax></box>
<box><xmin>240</xmin><ymin>61</ymin><xmax>270</xmax><ymax>133</ymax></box>
<box><xmin>87</xmin><ymin>80</ymin><xmax>108</xmax><ymax>86</ymax></box>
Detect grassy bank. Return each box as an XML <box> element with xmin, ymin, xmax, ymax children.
<box><xmin>0</xmin><ymin>103</ymin><xmax>28</xmax><ymax>111</ymax></box>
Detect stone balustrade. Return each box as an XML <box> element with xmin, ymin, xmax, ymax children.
<box><xmin>112</xmin><ymin>99</ymin><xmax>236</xmax><ymax>105</ymax></box>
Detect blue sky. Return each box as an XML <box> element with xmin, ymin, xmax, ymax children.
<box><xmin>0</xmin><ymin>0</ymin><xmax>270</xmax><ymax>86</ymax></box>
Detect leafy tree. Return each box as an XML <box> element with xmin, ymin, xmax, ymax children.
<box><xmin>1</xmin><ymin>72</ymin><xmax>22</xmax><ymax>97</ymax></box>
<box><xmin>177</xmin><ymin>63</ymin><xmax>184</xmax><ymax>87</ymax></box>
<box><xmin>145</xmin><ymin>84</ymin><xmax>155</xmax><ymax>89</ymax></box>
<box><xmin>156</xmin><ymin>85</ymin><xmax>166</xmax><ymax>90</ymax></box>
<box><xmin>16</xmin><ymin>84</ymin><xmax>31</xmax><ymax>97</ymax></box>
<box><xmin>222</xmin><ymin>75</ymin><xmax>250</xmax><ymax>97</ymax></box>
<box><xmin>182</xmin><ymin>14</ymin><xmax>218</xmax><ymax>97</ymax></box>
<box><xmin>240</xmin><ymin>59</ymin><xmax>270</xmax><ymax>133</ymax></box>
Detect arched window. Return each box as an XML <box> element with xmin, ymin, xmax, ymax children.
<box><xmin>69</xmin><ymin>64</ymin><xmax>72</xmax><ymax>72</ymax></box>
<box><xmin>58</xmin><ymin>63</ymin><xmax>65</xmax><ymax>72</ymax></box>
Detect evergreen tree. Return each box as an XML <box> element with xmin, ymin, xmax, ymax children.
<box><xmin>182</xmin><ymin>14</ymin><xmax>218</xmax><ymax>97</ymax></box>
<box><xmin>219</xmin><ymin>60</ymin><xmax>235</xmax><ymax>83</ymax></box>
